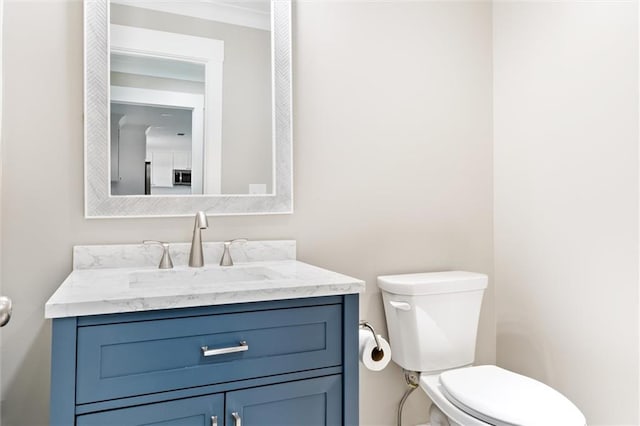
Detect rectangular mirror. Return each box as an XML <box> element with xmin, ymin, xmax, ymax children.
<box><xmin>85</xmin><ymin>0</ymin><xmax>292</xmax><ymax>217</ymax></box>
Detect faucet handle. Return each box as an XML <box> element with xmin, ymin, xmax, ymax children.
<box><xmin>220</xmin><ymin>239</ymin><xmax>248</xmax><ymax>266</ymax></box>
<box><xmin>143</xmin><ymin>240</ymin><xmax>174</xmax><ymax>269</ymax></box>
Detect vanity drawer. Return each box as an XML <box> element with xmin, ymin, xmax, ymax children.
<box><xmin>76</xmin><ymin>304</ymin><xmax>343</xmax><ymax>404</ymax></box>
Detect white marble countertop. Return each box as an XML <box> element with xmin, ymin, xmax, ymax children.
<box><xmin>45</xmin><ymin>241</ymin><xmax>365</xmax><ymax>318</ymax></box>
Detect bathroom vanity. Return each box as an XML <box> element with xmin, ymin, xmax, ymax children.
<box><xmin>46</xmin><ymin>242</ymin><xmax>364</xmax><ymax>426</ymax></box>
<box><xmin>56</xmin><ymin>0</ymin><xmax>357</xmax><ymax>422</ymax></box>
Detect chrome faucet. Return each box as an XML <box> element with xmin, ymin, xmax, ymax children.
<box><xmin>188</xmin><ymin>211</ymin><xmax>209</xmax><ymax>267</ymax></box>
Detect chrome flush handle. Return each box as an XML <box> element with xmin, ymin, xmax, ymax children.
<box><xmin>211</xmin><ymin>415</ymin><xmax>218</xmax><ymax>426</ymax></box>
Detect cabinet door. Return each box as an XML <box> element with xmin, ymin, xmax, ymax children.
<box><xmin>76</xmin><ymin>393</ymin><xmax>223</xmax><ymax>426</ymax></box>
<box><xmin>226</xmin><ymin>375</ymin><xmax>342</xmax><ymax>426</ymax></box>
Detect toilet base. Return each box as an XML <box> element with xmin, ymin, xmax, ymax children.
<box><xmin>429</xmin><ymin>404</ymin><xmax>452</xmax><ymax>426</ymax></box>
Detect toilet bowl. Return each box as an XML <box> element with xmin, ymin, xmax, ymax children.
<box><xmin>421</xmin><ymin>365</ymin><xmax>585</xmax><ymax>426</ymax></box>
<box><xmin>378</xmin><ymin>271</ymin><xmax>586</xmax><ymax>426</ymax></box>
<box><xmin>420</xmin><ymin>371</ymin><xmax>487</xmax><ymax>426</ymax></box>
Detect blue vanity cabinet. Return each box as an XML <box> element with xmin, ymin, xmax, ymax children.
<box><xmin>50</xmin><ymin>295</ymin><xmax>359</xmax><ymax>426</ymax></box>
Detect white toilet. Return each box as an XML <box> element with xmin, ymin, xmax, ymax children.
<box><xmin>378</xmin><ymin>271</ymin><xmax>586</xmax><ymax>426</ymax></box>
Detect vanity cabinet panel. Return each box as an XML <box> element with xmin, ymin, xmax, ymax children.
<box><xmin>75</xmin><ymin>376</ymin><xmax>341</xmax><ymax>426</ymax></box>
<box><xmin>76</xmin><ymin>393</ymin><xmax>224</xmax><ymax>426</ymax></box>
<box><xmin>50</xmin><ymin>295</ymin><xmax>359</xmax><ymax>426</ymax></box>
<box><xmin>76</xmin><ymin>304</ymin><xmax>342</xmax><ymax>404</ymax></box>
<box><xmin>226</xmin><ymin>375</ymin><xmax>342</xmax><ymax>426</ymax></box>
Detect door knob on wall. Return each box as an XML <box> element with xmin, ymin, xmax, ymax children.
<box><xmin>0</xmin><ymin>296</ymin><xmax>12</xmax><ymax>327</ymax></box>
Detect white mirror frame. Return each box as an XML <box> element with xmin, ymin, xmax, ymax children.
<box><xmin>84</xmin><ymin>0</ymin><xmax>292</xmax><ymax>218</ymax></box>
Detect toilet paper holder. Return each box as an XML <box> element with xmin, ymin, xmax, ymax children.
<box><xmin>359</xmin><ymin>320</ymin><xmax>382</xmax><ymax>351</ymax></box>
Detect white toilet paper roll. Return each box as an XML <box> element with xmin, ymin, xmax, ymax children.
<box><xmin>358</xmin><ymin>329</ymin><xmax>392</xmax><ymax>371</ymax></box>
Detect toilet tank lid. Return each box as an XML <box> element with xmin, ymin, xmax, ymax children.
<box><xmin>377</xmin><ymin>271</ymin><xmax>487</xmax><ymax>295</ymax></box>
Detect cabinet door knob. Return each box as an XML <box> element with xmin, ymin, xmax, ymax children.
<box><xmin>211</xmin><ymin>415</ymin><xmax>218</xmax><ymax>426</ymax></box>
<box><xmin>232</xmin><ymin>412</ymin><xmax>242</xmax><ymax>426</ymax></box>
<box><xmin>0</xmin><ymin>296</ymin><xmax>12</xmax><ymax>327</ymax></box>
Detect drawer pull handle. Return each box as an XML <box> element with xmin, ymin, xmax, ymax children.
<box><xmin>211</xmin><ymin>415</ymin><xmax>218</xmax><ymax>426</ymax></box>
<box><xmin>201</xmin><ymin>341</ymin><xmax>248</xmax><ymax>357</ymax></box>
<box><xmin>232</xmin><ymin>412</ymin><xmax>242</xmax><ymax>426</ymax></box>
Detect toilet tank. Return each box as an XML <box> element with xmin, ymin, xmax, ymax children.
<box><xmin>378</xmin><ymin>271</ymin><xmax>487</xmax><ymax>373</ymax></box>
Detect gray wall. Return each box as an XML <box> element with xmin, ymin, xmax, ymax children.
<box><xmin>1</xmin><ymin>1</ymin><xmax>494</xmax><ymax>425</ymax></box>
<box><xmin>493</xmin><ymin>2</ymin><xmax>639</xmax><ymax>424</ymax></box>
<box><xmin>110</xmin><ymin>123</ymin><xmax>147</xmax><ymax>196</ymax></box>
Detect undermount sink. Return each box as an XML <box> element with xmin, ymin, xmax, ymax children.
<box><xmin>129</xmin><ymin>264</ymin><xmax>286</xmax><ymax>287</ymax></box>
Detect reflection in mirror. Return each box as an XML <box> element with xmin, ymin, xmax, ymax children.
<box><xmin>111</xmin><ymin>102</ymin><xmax>195</xmax><ymax>196</ymax></box>
<box><xmin>109</xmin><ymin>1</ymin><xmax>273</xmax><ymax>196</ymax></box>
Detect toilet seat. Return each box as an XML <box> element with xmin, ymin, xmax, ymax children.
<box><xmin>436</xmin><ymin>365</ymin><xmax>586</xmax><ymax>426</ymax></box>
